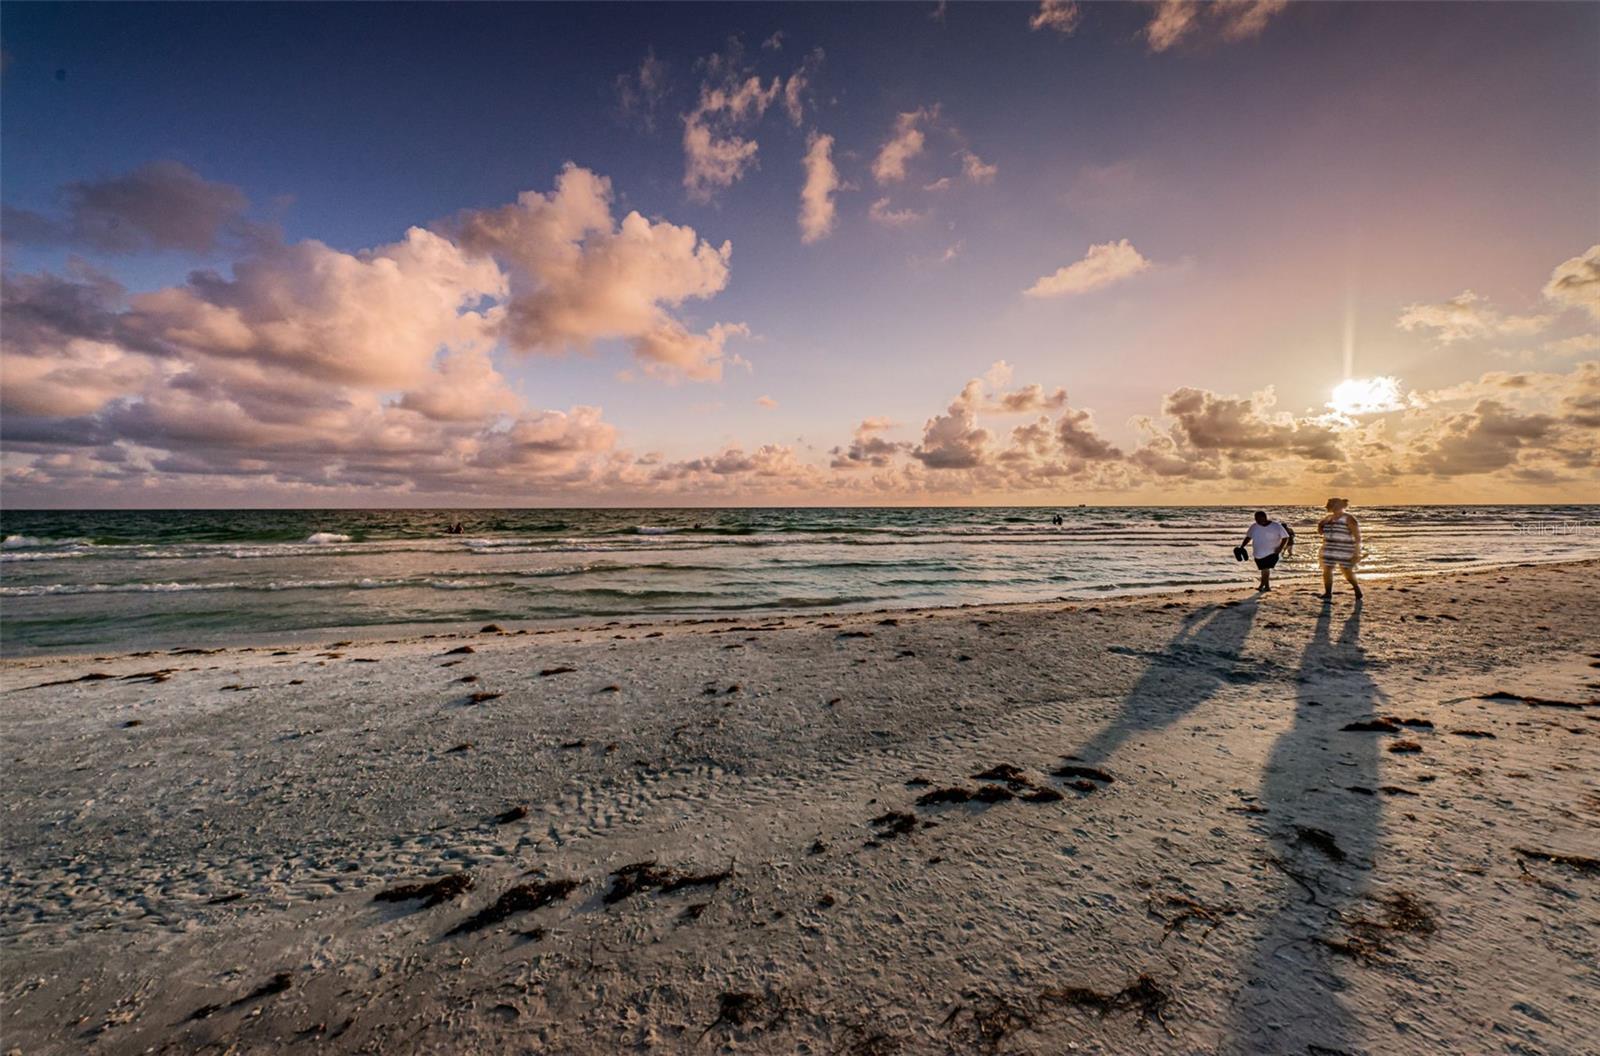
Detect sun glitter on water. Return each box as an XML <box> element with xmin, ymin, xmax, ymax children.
<box><xmin>1328</xmin><ymin>376</ymin><xmax>1408</xmax><ymax>416</ymax></box>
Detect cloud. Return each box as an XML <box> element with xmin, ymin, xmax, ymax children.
<box><xmin>679</xmin><ymin>45</ymin><xmax>819</xmax><ymax>200</ymax></box>
<box><xmin>1121</xmin><ymin>385</ymin><xmax>1346</xmax><ymax>481</ymax></box>
<box><xmin>909</xmin><ymin>375</ymin><xmax>1119</xmax><ymax>476</ymax></box>
<box><xmin>1405</xmin><ymin>400</ymin><xmax>1558</xmax><ymax>477</ymax></box>
<box><xmin>1</xmin><ymin>161</ymin><xmax>258</xmax><ymax>254</ymax></box>
<box><xmin>0</xmin><ymin>165</ymin><xmax>759</xmax><ymax>501</ymax></box>
<box><xmin>1543</xmin><ymin>244</ymin><xmax>1600</xmax><ymax>322</ymax></box>
<box><xmin>756</xmin><ymin>394</ymin><xmax>777</xmax><ymax>408</ymax></box>
<box><xmin>1029</xmin><ymin>1</ymin><xmax>1082</xmax><ymax>34</ymax></box>
<box><xmin>831</xmin><ymin>417</ymin><xmax>907</xmax><ymax>469</ymax></box>
<box><xmin>122</xmin><ymin>226</ymin><xmax>505</xmax><ymax>389</ymax></box>
<box><xmin>782</xmin><ymin>48</ymin><xmax>823</xmax><ymax>126</ymax></box>
<box><xmin>959</xmin><ymin>149</ymin><xmax>998</xmax><ymax>185</ymax></box>
<box><xmin>798</xmin><ymin>132</ymin><xmax>840</xmax><ymax>244</ymax></box>
<box><xmin>1145</xmin><ymin>0</ymin><xmax>1287</xmax><ymax>53</ymax></box>
<box><xmin>453</xmin><ymin>164</ymin><xmax>743</xmax><ymax>381</ymax></box>
<box><xmin>872</xmin><ymin>107</ymin><xmax>936</xmax><ymax>185</ymax></box>
<box><xmin>630</xmin><ymin>320</ymin><xmax>750</xmax><ymax>382</ymax></box>
<box><xmin>869</xmin><ymin>197</ymin><xmax>925</xmax><ymax>228</ymax></box>
<box><xmin>1025</xmin><ymin>239</ymin><xmax>1151</xmax><ymax>298</ymax></box>
<box><xmin>615</xmin><ymin>50</ymin><xmax>670</xmax><ymax>132</ymax></box>
<box><xmin>1397</xmin><ymin>290</ymin><xmax>1550</xmax><ymax>344</ymax></box>
<box><xmin>682</xmin><ymin>74</ymin><xmax>780</xmax><ymax>200</ymax></box>
<box><xmin>1544</xmin><ymin>333</ymin><xmax>1600</xmax><ymax>358</ymax></box>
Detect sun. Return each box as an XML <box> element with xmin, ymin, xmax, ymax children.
<box><xmin>1328</xmin><ymin>376</ymin><xmax>1408</xmax><ymax>417</ymax></box>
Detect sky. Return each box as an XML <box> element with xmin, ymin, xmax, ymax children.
<box><xmin>1</xmin><ymin>0</ymin><xmax>1597</xmax><ymax>508</ymax></box>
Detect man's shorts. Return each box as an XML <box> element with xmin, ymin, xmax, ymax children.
<box><xmin>1254</xmin><ymin>552</ymin><xmax>1280</xmax><ymax>571</ymax></box>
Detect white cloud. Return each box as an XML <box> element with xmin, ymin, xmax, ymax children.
<box><xmin>1543</xmin><ymin>244</ymin><xmax>1600</xmax><ymax>322</ymax></box>
<box><xmin>1025</xmin><ymin>239</ymin><xmax>1151</xmax><ymax>298</ymax></box>
<box><xmin>1029</xmin><ymin>0</ymin><xmax>1081</xmax><ymax>34</ymax></box>
<box><xmin>959</xmin><ymin>149</ymin><xmax>998</xmax><ymax>185</ymax></box>
<box><xmin>799</xmin><ymin>132</ymin><xmax>840</xmax><ymax>244</ymax></box>
<box><xmin>454</xmin><ymin>164</ymin><xmax>743</xmax><ymax>381</ymax></box>
<box><xmin>1145</xmin><ymin>0</ymin><xmax>1287</xmax><ymax>53</ymax></box>
<box><xmin>615</xmin><ymin>50</ymin><xmax>669</xmax><ymax>132</ymax></box>
<box><xmin>869</xmin><ymin>197</ymin><xmax>925</xmax><ymax>228</ymax></box>
<box><xmin>872</xmin><ymin>107</ymin><xmax>936</xmax><ymax>185</ymax></box>
<box><xmin>1397</xmin><ymin>290</ymin><xmax>1550</xmax><ymax>344</ymax></box>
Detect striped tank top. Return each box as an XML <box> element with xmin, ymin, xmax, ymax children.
<box><xmin>1320</xmin><ymin>513</ymin><xmax>1357</xmax><ymax>564</ymax></box>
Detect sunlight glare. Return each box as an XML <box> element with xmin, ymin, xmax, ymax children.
<box><xmin>1328</xmin><ymin>376</ymin><xmax>1407</xmax><ymax>416</ymax></box>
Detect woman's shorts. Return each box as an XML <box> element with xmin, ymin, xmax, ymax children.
<box><xmin>1254</xmin><ymin>552</ymin><xmax>1279</xmax><ymax>570</ymax></box>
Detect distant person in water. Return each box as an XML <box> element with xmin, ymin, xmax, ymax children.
<box><xmin>1317</xmin><ymin>497</ymin><xmax>1363</xmax><ymax>600</ymax></box>
<box><xmin>1241</xmin><ymin>510</ymin><xmax>1293</xmax><ymax>591</ymax></box>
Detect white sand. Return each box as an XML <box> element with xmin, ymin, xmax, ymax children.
<box><xmin>3</xmin><ymin>561</ymin><xmax>1598</xmax><ymax>1054</ymax></box>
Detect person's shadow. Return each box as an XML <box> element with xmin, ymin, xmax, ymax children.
<box><xmin>1227</xmin><ymin>601</ymin><xmax>1381</xmax><ymax>1054</ymax></box>
<box><xmin>1068</xmin><ymin>598</ymin><xmax>1262</xmax><ymax>770</ymax></box>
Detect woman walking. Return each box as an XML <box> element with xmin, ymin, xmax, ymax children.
<box><xmin>1317</xmin><ymin>497</ymin><xmax>1362</xmax><ymax>600</ymax></box>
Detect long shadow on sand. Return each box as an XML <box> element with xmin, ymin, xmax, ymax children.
<box><xmin>1067</xmin><ymin>598</ymin><xmax>1261</xmax><ymax>770</ymax></box>
<box><xmin>1226</xmin><ymin>601</ymin><xmax>1382</xmax><ymax>1055</ymax></box>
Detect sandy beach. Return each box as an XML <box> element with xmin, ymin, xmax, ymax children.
<box><xmin>3</xmin><ymin>560</ymin><xmax>1597</xmax><ymax>1055</ymax></box>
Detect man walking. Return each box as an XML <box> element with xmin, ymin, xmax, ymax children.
<box><xmin>1241</xmin><ymin>510</ymin><xmax>1293</xmax><ymax>592</ymax></box>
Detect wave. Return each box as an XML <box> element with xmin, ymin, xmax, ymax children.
<box><xmin>305</xmin><ymin>531</ymin><xmax>354</xmax><ymax>544</ymax></box>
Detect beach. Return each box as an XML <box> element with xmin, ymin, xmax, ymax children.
<box><xmin>3</xmin><ymin>559</ymin><xmax>1598</xmax><ymax>1054</ymax></box>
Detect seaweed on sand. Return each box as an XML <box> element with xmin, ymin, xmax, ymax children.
<box><xmin>603</xmin><ymin>861</ymin><xmax>731</xmax><ymax>904</ymax></box>
<box><xmin>373</xmin><ymin>874</ymin><xmax>474</xmax><ymax>909</ymax></box>
<box><xmin>1513</xmin><ymin>847</ymin><xmax>1600</xmax><ymax>875</ymax></box>
<box><xmin>1052</xmin><ymin>763</ymin><xmax>1114</xmax><ymax>784</ymax></box>
<box><xmin>1146</xmin><ymin>893</ymin><xmax>1237</xmax><ymax>942</ymax></box>
<box><xmin>1040</xmin><ymin>973</ymin><xmax>1174</xmax><ymax>1032</ymax></box>
<box><xmin>1315</xmin><ymin>890</ymin><xmax>1436</xmax><ymax>961</ymax></box>
<box><xmin>868</xmin><ymin>811</ymin><xmax>917</xmax><ymax>840</ymax></box>
<box><xmin>446</xmin><ymin>879</ymin><xmax>578</xmax><ymax>936</ymax></box>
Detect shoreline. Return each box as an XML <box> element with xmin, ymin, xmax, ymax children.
<box><xmin>6</xmin><ymin>554</ymin><xmax>1597</xmax><ymax>666</ymax></box>
<box><xmin>3</xmin><ymin>558</ymin><xmax>1598</xmax><ymax>1054</ymax></box>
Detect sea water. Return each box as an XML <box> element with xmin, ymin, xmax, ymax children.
<box><xmin>1</xmin><ymin>505</ymin><xmax>1595</xmax><ymax>655</ymax></box>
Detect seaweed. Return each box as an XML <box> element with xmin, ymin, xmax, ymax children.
<box><xmin>699</xmin><ymin>991</ymin><xmax>766</xmax><ymax>1039</ymax></box>
<box><xmin>27</xmin><ymin>671</ymin><xmax>116</xmax><ymax>689</ymax></box>
<box><xmin>1316</xmin><ymin>890</ymin><xmax>1436</xmax><ymax>961</ymax></box>
<box><xmin>603</xmin><ymin>861</ymin><xmax>731</xmax><ymax>904</ymax></box>
<box><xmin>446</xmin><ymin>879</ymin><xmax>578</xmax><ymax>936</ymax></box>
<box><xmin>539</xmin><ymin>666</ymin><xmax>577</xmax><ymax>676</ymax></box>
<box><xmin>869</xmin><ymin>811</ymin><xmax>917</xmax><ymax>839</ymax></box>
<box><xmin>493</xmin><ymin>804</ymin><xmax>529</xmax><ymax>824</ymax></box>
<box><xmin>373</xmin><ymin>874</ymin><xmax>473</xmax><ymax>908</ymax></box>
<box><xmin>1040</xmin><ymin>973</ymin><xmax>1173</xmax><ymax>1032</ymax></box>
<box><xmin>1514</xmin><ymin>847</ymin><xmax>1600</xmax><ymax>875</ymax></box>
<box><xmin>1052</xmin><ymin>763</ymin><xmax>1114</xmax><ymax>784</ymax></box>
<box><xmin>1341</xmin><ymin>718</ymin><xmax>1399</xmax><ymax>733</ymax></box>
<box><xmin>1481</xmin><ymin>691</ymin><xmax>1594</xmax><ymax>709</ymax></box>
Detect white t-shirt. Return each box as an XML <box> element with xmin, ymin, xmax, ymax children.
<box><xmin>1246</xmin><ymin>521</ymin><xmax>1290</xmax><ymax>556</ymax></box>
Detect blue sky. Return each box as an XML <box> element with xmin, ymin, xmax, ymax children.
<box><xmin>2</xmin><ymin>2</ymin><xmax>1597</xmax><ymax>505</ymax></box>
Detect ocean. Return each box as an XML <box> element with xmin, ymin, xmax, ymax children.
<box><xmin>2</xmin><ymin>505</ymin><xmax>1596</xmax><ymax>655</ymax></box>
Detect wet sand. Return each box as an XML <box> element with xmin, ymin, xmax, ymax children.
<box><xmin>3</xmin><ymin>561</ymin><xmax>1598</xmax><ymax>1054</ymax></box>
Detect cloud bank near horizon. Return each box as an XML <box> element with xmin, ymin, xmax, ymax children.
<box><xmin>2</xmin><ymin>159</ymin><xmax>1594</xmax><ymax>505</ymax></box>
